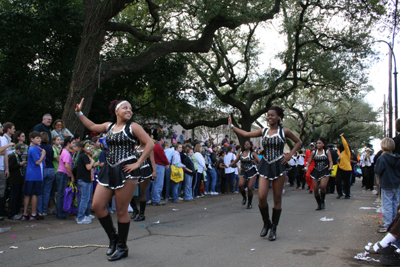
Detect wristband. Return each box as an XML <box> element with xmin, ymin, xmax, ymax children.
<box><xmin>229</xmin><ymin>124</ymin><xmax>234</xmax><ymax>129</ymax></box>
<box><xmin>75</xmin><ymin>111</ymin><xmax>84</xmax><ymax>117</ymax></box>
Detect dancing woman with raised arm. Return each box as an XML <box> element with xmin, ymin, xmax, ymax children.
<box><xmin>228</xmin><ymin>106</ymin><xmax>302</xmax><ymax>241</ymax></box>
<box><xmin>304</xmin><ymin>138</ymin><xmax>333</xmax><ymax>210</ymax></box>
<box><xmin>229</xmin><ymin>141</ymin><xmax>260</xmax><ymax>209</ymax></box>
<box><xmin>75</xmin><ymin>98</ymin><xmax>154</xmax><ymax>261</ymax></box>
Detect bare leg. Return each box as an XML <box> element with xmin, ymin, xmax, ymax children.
<box><xmin>258</xmin><ymin>176</ymin><xmax>271</xmax><ymax>208</ymax></box>
<box><xmin>31</xmin><ymin>195</ymin><xmax>38</xmax><ymax>215</ymax></box>
<box><xmin>114</xmin><ymin>180</ymin><xmax>137</xmax><ymax>223</ymax></box>
<box><xmin>312</xmin><ymin>179</ymin><xmax>320</xmax><ymax>197</ymax></box>
<box><xmin>248</xmin><ymin>176</ymin><xmax>257</xmax><ymax>197</ymax></box>
<box><xmin>23</xmin><ymin>195</ymin><xmax>31</xmax><ymax>215</ymax></box>
<box><xmin>271</xmin><ymin>174</ymin><xmax>285</xmax><ymax>210</ymax></box>
<box><xmin>139</xmin><ymin>179</ymin><xmax>150</xmax><ymax>202</ymax></box>
<box><xmin>92</xmin><ymin>185</ymin><xmax>114</xmax><ymax>218</ymax></box>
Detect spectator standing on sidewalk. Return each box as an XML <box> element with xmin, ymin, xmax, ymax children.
<box><xmin>152</xmin><ymin>135</ymin><xmax>169</xmax><ymax>206</ymax></box>
<box><xmin>33</xmin><ymin>114</ymin><xmax>52</xmax><ymax>141</ymax></box>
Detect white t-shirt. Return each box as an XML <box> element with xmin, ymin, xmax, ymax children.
<box><xmin>0</xmin><ymin>136</ymin><xmax>7</xmax><ymax>170</ymax></box>
<box><xmin>224</xmin><ymin>152</ymin><xmax>236</xmax><ymax>174</ymax></box>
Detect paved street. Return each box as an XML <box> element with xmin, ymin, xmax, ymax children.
<box><xmin>0</xmin><ymin>178</ymin><xmax>384</xmax><ymax>267</ymax></box>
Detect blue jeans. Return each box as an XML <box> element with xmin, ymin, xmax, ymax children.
<box><xmin>37</xmin><ymin>168</ymin><xmax>55</xmax><ymax>214</ymax></box>
<box><xmin>164</xmin><ymin>166</ymin><xmax>172</xmax><ymax>199</ymax></box>
<box><xmin>204</xmin><ymin>170</ymin><xmax>210</xmax><ymax>193</ymax></box>
<box><xmin>56</xmin><ymin>172</ymin><xmax>69</xmax><ymax>219</ymax></box>
<box><xmin>382</xmin><ymin>188</ymin><xmax>400</xmax><ymax>227</ymax></box>
<box><xmin>152</xmin><ymin>164</ymin><xmax>165</xmax><ymax>203</ymax></box>
<box><xmin>172</xmin><ymin>181</ymin><xmax>181</xmax><ymax>202</ymax></box>
<box><xmin>234</xmin><ymin>174</ymin><xmax>240</xmax><ymax>192</ymax></box>
<box><xmin>206</xmin><ymin>168</ymin><xmax>217</xmax><ymax>193</ymax></box>
<box><xmin>184</xmin><ymin>173</ymin><xmax>193</xmax><ymax>200</ymax></box>
<box><xmin>77</xmin><ymin>180</ymin><xmax>93</xmax><ymax>221</ymax></box>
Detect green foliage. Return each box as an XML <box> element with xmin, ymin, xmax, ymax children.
<box><xmin>0</xmin><ymin>0</ymin><xmax>84</xmax><ymax>133</ymax></box>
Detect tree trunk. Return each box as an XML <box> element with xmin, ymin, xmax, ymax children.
<box><xmin>62</xmin><ymin>10</ymin><xmax>107</xmax><ymax>137</ymax></box>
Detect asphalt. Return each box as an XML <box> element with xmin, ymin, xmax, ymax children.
<box><xmin>0</xmin><ymin>177</ymin><xmax>385</xmax><ymax>267</ymax></box>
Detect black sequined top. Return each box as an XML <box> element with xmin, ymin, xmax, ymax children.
<box><xmin>313</xmin><ymin>150</ymin><xmax>329</xmax><ymax>171</ymax></box>
<box><xmin>262</xmin><ymin>127</ymin><xmax>286</xmax><ymax>163</ymax></box>
<box><xmin>106</xmin><ymin>123</ymin><xmax>137</xmax><ymax>167</ymax></box>
<box><xmin>240</xmin><ymin>151</ymin><xmax>255</xmax><ymax>171</ymax></box>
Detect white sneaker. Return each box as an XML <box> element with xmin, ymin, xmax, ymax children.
<box><xmin>38</xmin><ymin>212</ymin><xmax>47</xmax><ymax>216</ymax></box>
<box><xmin>87</xmin><ymin>214</ymin><xmax>95</xmax><ymax>219</ymax></box>
<box><xmin>211</xmin><ymin>192</ymin><xmax>219</xmax><ymax>195</ymax></box>
<box><xmin>204</xmin><ymin>192</ymin><xmax>210</xmax><ymax>195</ymax></box>
<box><xmin>178</xmin><ymin>197</ymin><xmax>183</xmax><ymax>200</ymax></box>
<box><xmin>77</xmin><ymin>217</ymin><xmax>92</xmax><ymax>224</ymax></box>
<box><xmin>146</xmin><ymin>200</ymin><xmax>152</xmax><ymax>204</ymax></box>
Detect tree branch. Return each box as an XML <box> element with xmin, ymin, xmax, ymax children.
<box><xmin>105</xmin><ymin>22</ymin><xmax>167</xmax><ymax>42</ymax></box>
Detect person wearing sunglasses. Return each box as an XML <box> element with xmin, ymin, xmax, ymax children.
<box><xmin>51</xmin><ymin>119</ymin><xmax>74</xmax><ymax>145</ymax></box>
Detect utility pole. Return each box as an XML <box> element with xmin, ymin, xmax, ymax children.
<box><xmin>389</xmin><ymin>44</ymin><xmax>393</xmax><ymax>137</ymax></box>
<box><xmin>384</xmin><ymin>94</ymin><xmax>387</xmax><ymax>137</ymax></box>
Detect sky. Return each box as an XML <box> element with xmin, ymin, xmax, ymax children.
<box><xmin>256</xmin><ymin>19</ymin><xmax>399</xmax><ymax>154</ymax></box>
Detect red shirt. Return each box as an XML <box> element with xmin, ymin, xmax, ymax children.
<box><xmin>154</xmin><ymin>143</ymin><xmax>169</xmax><ymax>166</ymax></box>
<box><xmin>305</xmin><ymin>149</ymin><xmax>315</xmax><ymax>170</ymax></box>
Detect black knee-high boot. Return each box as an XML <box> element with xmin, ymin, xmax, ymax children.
<box><xmin>241</xmin><ymin>191</ymin><xmax>246</xmax><ymax>205</ymax></box>
<box><xmin>134</xmin><ymin>201</ymin><xmax>146</xmax><ymax>221</ymax></box>
<box><xmin>268</xmin><ymin>208</ymin><xmax>282</xmax><ymax>241</ymax></box>
<box><xmin>108</xmin><ymin>221</ymin><xmax>130</xmax><ymax>261</ymax></box>
<box><xmin>98</xmin><ymin>213</ymin><xmax>118</xmax><ymax>256</ymax></box>
<box><xmin>247</xmin><ymin>195</ymin><xmax>253</xmax><ymax>209</ymax></box>
<box><xmin>259</xmin><ymin>205</ymin><xmax>271</xmax><ymax>237</ymax></box>
<box><xmin>320</xmin><ymin>193</ymin><xmax>326</xmax><ymax>209</ymax></box>
<box><xmin>130</xmin><ymin>197</ymin><xmax>138</xmax><ymax>220</ymax></box>
<box><xmin>315</xmin><ymin>195</ymin><xmax>322</xmax><ymax>210</ymax></box>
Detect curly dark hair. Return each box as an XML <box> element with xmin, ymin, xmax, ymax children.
<box><xmin>108</xmin><ymin>100</ymin><xmax>124</xmax><ymax>122</ymax></box>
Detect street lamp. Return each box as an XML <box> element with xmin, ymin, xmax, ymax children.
<box><xmin>375</xmin><ymin>40</ymin><xmax>398</xmax><ymax>137</ymax></box>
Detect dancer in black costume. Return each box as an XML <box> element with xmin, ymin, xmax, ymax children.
<box><xmin>75</xmin><ymin>98</ymin><xmax>154</xmax><ymax>261</ymax></box>
<box><xmin>130</xmin><ymin>141</ymin><xmax>156</xmax><ymax>221</ymax></box>
<box><xmin>229</xmin><ymin>141</ymin><xmax>260</xmax><ymax>209</ymax></box>
<box><xmin>305</xmin><ymin>138</ymin><xmax>333</xmax><ymax>210</ymax></box>
<box><xmin>228</xmin><ymin>106</ymin><xmax>302</xmax><ymax>241</ymax></box>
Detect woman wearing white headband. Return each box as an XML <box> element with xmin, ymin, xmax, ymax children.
<box><xmin>75</xmin><ymin>98</ymin><xmax>154</xmax><ymax>261</ymax></box>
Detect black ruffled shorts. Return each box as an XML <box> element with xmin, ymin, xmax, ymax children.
<box><xmin>98</xmin><ymin>159</ymin><xmax>141</xmax><ymax>190</ymax></box>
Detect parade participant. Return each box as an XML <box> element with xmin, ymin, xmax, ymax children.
<box><xmin>228</xmin><ymin>106</ymin><xmax>302</xmax><ymax>241</ymax></box>
<box><xmin>75</xmin><ymin>98</ymin><xmax>154</xmax><ymax>261</ymax></box>
<box><xmin>305</xmin><ymin>138</ymin><xmax>333</xmax><ymax>210</ymax></box>
<box><xmin>130</xmin><ymin>140</ymin><xmax>156</xmax><ymax>222</ymax></box>
<box><xmin>296</xmin><ymin>150</ymin><xmax>306</xmax><ymax>189</ymax></box>
<box><xmin>229</xmin><ymin>140</ymin><xmax>260</xmax><ymax>209</ymax></box>
<box><xmin>304</xmin><ymin>143</ymin><xmax>315</xmax><ymax>193</ymax></box>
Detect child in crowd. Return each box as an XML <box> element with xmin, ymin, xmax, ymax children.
<box><xmin>8</xmin><ymin>143</ymin><xmax>27</xmax><ymax>219</ymax></box>
<box><xmin>76</xmin><ymin>141</ymin><xmax>95</xmax><ymax>224</ymax></box>
<box><xmin>37</xmin><ymin>132</ymin><xmax>55</xmax><ymax>217</ymax></box>
<box><xmin>21</xmin><ymin>131</ymin><xmax>46</xmax><ymax>221</ymax></box>
<box><xmin>56</xmin><ymin>136</ymin><xmax>74</xmax><ymax>220</ymax></box>
<box><xmin>375</xmin><ymin>138</ymin><xmax>400</xmax><ymax>233</ymax></box>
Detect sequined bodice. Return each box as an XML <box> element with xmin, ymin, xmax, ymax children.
<box><xmin>240</xmin><ymin>152</ymin><xmax>254</xmax><ymax>170</ymax></box>
<box><xmin>313</xmin><ymin>150</ymin><xmax>329</xmax><ymax>171</ymax></box>
<box><xmin>262</xmin><ymin>127</ymin><xmax>285</xmax><ymax>163</ymax></box>
<box><xmin>106</xmin><ymin>124</ymin><xmax>137</xmax><ymax>166</ymax></box>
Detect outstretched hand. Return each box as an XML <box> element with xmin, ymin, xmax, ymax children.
<box><xmin>75</xmin><ymin>98</ymin><xmax>84</xmax><ymax>113</ymax></box>
<box><xmin>228</xmin><ymin>115</ymin><xmax>232</xmax><ymax>126</ymax></box>
<box><xmin>340</xmin><ymin>133</ymin><xmax>344</xmax><ymax>137</ymax></box>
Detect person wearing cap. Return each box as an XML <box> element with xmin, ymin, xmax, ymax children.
<box><xmin>172</xmin><ymin>133</ymin><xmax>178</xmax><ymax>144</ymax></box>
<box><xmin>327</xmin><ymin>144</ymin><xmax>339</xmax><ymax>194</ymax></box>
<box><xmin>304</xmin><ymin>143</ymin><xmax>316</xmax><ymax>193</ymax></box>
<box><xmin>222</xmin><ymin>135</ymin><xmax>229</xmax><ymax>146</ymax></box>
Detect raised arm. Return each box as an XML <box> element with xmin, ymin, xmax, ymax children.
<box><xmin>228</xmin><ymin>115</ymin><xmax>263</xmax><ymax>138</ymax></box>
<box><xmin>75</xmin><ymin>98</ymin><xmax>109</xmax><ymax>133</ymax></box>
